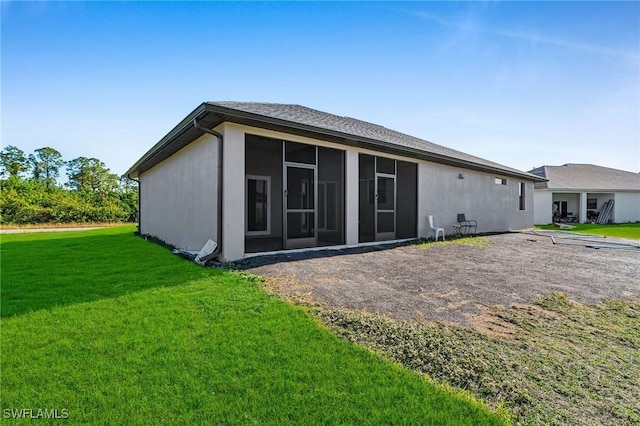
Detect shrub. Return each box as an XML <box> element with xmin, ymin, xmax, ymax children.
<box><xmin>0</xmin><ymin>176</ymin><xmax>137</xmax><ymax>225</ymax></box>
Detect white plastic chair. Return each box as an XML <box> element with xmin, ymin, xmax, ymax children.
<box><xmin>428</xmin><ymin>215</ymin><xmax>445</xmax><ymax>241</ymax></box>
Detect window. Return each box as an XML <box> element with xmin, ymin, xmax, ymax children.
<box><xmin>495</xmin><ymin>177</ymin><xmax>507</xmax><ymax>185</ymax></box>
<box><xmin>519</xmin><ymin>182</ymin><xmax>525</xmax><ymax>210</ymax></box>
<box><xmin>246</xmin><ymin>175</ymin><xmax>271</xmax><ymax>235</ymax></box>
<box><xmin>587</xmin><ymin>198</ymin><xmax>597</xmax><ymax>209</ymax></box>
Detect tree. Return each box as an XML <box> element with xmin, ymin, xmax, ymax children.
<box><xmin>66</xmin><ymin>157</ymin><xmax>119</xmax><ymax>196</ymax></box>
<box><xmin>28</xmin><ymin>147</ymin><xmax>64</xmax><ymax>188</ymax></box>
<box><xmin>117</xmin><ymin>175</ymin><xmax>139</xmax><ymax>222</ymax></box>
<box><xmin>0</xmin><ymin>147</ymin><xmax>138</xmax><ymax>225</ymax></box>
<box><xmin>29</xmin><ymin>154</ymin><xmax>43</xmax><ymax>180</ymax></box>
<box><xmin>0</xmin><ymin>145</ymin><xmax>30</xmax><ymax>178</ymax></box>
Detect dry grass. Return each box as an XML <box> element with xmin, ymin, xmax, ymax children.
<box><xmin>316</xmin><ymin>294</ymin><xmax>640</xmax><ymax>425</ymax></box>
<box><xmin>415</xmin><ymin>236</ymin><xmax>494</xmax><ymax>249</ymax></box>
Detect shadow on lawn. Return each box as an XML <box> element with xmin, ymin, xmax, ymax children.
<box><xmin>0</xmin><ymin>229</ymin><xmax>212</xmax><ymax>318</ymax></box>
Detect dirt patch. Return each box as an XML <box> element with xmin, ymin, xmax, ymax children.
<box><xmin>261</xmin><ymin>274</ymin><xmax>316</xmax><ymax>305</ymax></box>
<box><xmin>238</xmin><ymin>232</ymin><xmax>640</xmax><ymax>328</ymax></box>
<box><xmin>238</xmin><ymin>233</ymin><xmax>640</xmax><ymax>424</ymax></box>
<box><xmin>317</xmin><ymin>296</ymin><xmax>640</xmax><ymax>425</ymax></box>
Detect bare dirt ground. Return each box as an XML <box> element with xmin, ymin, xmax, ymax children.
<box><xmin>237</xmin><ymin>232</ymin><xmax>640</xmax><ymax>327</ymax></box>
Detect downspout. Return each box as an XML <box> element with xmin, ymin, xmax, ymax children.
<box><xmin>131</xmin><ymin>177</ymin><xmax>141</xmax><ymax>234</ymax></box>
<box><xmin>193</xmin><ymin>116</ymin><xmax>224</xmax><ymax>260</ymax></box>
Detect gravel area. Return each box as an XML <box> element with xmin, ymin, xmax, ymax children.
<box><xmin>238</xmin><ymin>232</ymin><xmax>640</xmax><ymax>327</ymax></box>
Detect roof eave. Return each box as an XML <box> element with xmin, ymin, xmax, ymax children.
<box><xmin>200</xmin><ymin>103</ymin><xmax>544</xmax><ymax>182</ymax></box>
<box><xmin>127</xmin><ymin>102</ymin><xmax>545</xmax><ymax>182</ymax></box>
<box><xmin>126</xmin><ymin>103</ymin><xmax>209</xmax><ymax>179</ymax></box>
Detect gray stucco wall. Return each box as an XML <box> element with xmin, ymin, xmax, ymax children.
<box><xmin>614</xmin><ymin>192</ymin><xmax>640</xmax><ymax>222</ymax></box>
<box><xmin>418</xmin><ymin>162</ymin><xmax>534</xmax><ymax>236</ymax></box>
<box><xmin>533</xmin><ymin>191</ymin><xmax>553</xmax><ymax>224</ymax></box>
<box><xmin>139</xmin><ymin>133</ymin><xmax>218</xmax><ymax>251</ymax></box>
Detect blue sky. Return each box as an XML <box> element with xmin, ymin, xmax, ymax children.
<box><xmin>2</xmin><ymin>1</ymin><xmax>639</xmax><ymax>176</ymax></box>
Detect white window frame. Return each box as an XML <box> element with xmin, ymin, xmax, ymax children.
<box><xmin>245</xmin><ymin>175</ymin><xmax>271</xmax><ymax>236</ymax></box>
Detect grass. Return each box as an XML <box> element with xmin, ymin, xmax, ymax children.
<box><xmin>535</xmin><ymin>222</ymin><xmax>640</xmax><ymax>239</ymax></box>
<box><xmin>0</xmin><ymin>222</ymin><xmax>131</xmax><ymax>230</ymax></box>
<box><xmin>1</xmin><ymin>226</ymin><xmax>208</xmax><ymax>317</ymax></box>
<box><xmin>319</xmin><ymin>294</ymin><xmax>640</xmax><ymax>425</ymax></box>
<box><xmin>0</xmin><ymin>227</ymin><xmax>505</xmax><ymax>425</ymax></box>
<box><xmin>415</xmin><ymin>236</ymin><xmax>494</xmax><ymax>249</ymax></box>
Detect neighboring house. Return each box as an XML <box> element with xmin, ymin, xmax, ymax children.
<box><xmin>127</xmin><ymin>102</ymin><xmax>543</xmax><ymax>262</ymax></box>
<box><xmin>529</xmin><ymin>164</ymin><xmax>640</xmax><ymax>224</ymax></box>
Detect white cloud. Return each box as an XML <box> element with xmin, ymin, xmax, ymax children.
<box><xmin>412</xmin><ymin>10</ymin><xmax>639</xmax><ymax>66</ymax></box>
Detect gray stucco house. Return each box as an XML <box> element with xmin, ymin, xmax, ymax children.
<box><xmin>529</xmin><ymin>164</ymin><xmax>640</xmax><ymax>224</ymax></box>
<box><xmin>127</xmin><ymin>102</ymin><xmax>543</xmax><ymax>261</ymax></box>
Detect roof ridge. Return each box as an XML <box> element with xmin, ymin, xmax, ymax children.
<box><xmin>202</xmin><ymin>101</ymin><xmax>539</xmax><ymax>179</ymax></box>
<box><xmin>546</xmin><ymin>163</ymin><xmax>637</xmax><ymax>173</ymax></box>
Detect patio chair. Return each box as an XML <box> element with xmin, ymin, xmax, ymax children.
<box><xmin>456</xmin><ymin>213</ymin><xmax>477</xmax><ymax>236</ymax></box>
<box><xmin>428</xmin><ymin>215</ymin><xmax>445</xmax><ymax>241</ymax></box>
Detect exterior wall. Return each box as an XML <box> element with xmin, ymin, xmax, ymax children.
<box><xmin>533</xmin><ymin>190</ymin><xmax>553</xmax><ymax>224</ymax></box>
<box><xmin>614</xmin><ymin>192</ymin><xmax>640</xmax><ymax>222</ymax></box>
<box><xmin>219</xmin><ymin>122</ymin><xmax>537</xmax><ymax>259</ymax></box>
<box><xmin>140</xmin><ymin>121</ymin><xmax>537</xmax><ymax>261</ymax></box>
<box><xmin>418</xmin><ymin>163</ymin><xmax>534</xmax><ymax>235</ymax></box>
<box><xmin>139</xmin><ymin>133</ymin><xmax>218</xmax><ymax>251</ymax></box>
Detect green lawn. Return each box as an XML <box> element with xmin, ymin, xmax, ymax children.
<box><xmin>0</xmin><ymin>227</ymin><xmax>505</xmax><ymax>425</ymax></box>
<box><xmin>535</xmin><ymin>222</ymin><xmax>640</xmax><ymax>239</ymax></box>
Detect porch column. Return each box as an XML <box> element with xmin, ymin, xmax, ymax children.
<box><xmin>220</xmin><ymin>124</ymin><xmax>246</xmax><ymax>262</ymax></box>
<box><xmin>345</xmin><ymin>149</ymin><xmax>359</xmax><ymax>246</ymax></box>
<box><xmin>579</xmin><ymin>192</ymin><xmax>587</xmax><ymax>223</ymax></box>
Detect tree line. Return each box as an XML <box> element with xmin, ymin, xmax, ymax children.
<box><xmin>0</xmin><ymin>145</ymin><xmax>137</xmax><ymax>224</ymax></box>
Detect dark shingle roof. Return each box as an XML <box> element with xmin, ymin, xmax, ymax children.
<box><xmin>529</xmin><ymin>164</ymin><xmax>640</xmax><ymax>191</ymax></box>
<box><xmin>208</xmin><ymin>102</ymin><xmax>533</xmax><ymax>177</ymax></box>
<box><xmin>127</xmin><ymin>101</ymin><xmax>544</xmax><ymax>180</ymax></box>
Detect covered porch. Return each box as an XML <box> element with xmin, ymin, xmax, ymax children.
<box><xmin>552</xmin><ymin>192</ymin><xmax>614</xmax><ymax>223</ymax></box>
